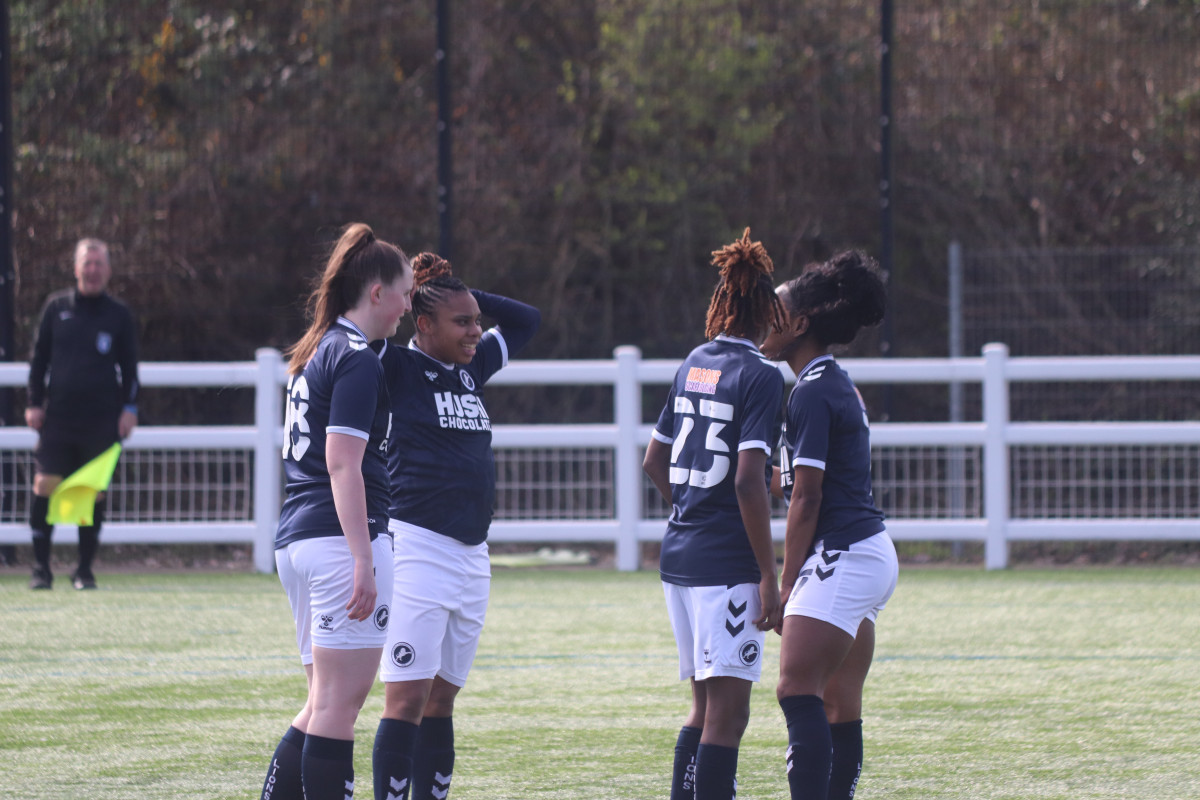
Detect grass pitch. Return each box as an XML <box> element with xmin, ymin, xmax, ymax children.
<box><xmin>2</xmin><ymin>565</ymin><xmax>1198</xmax><ymax>799</ymax></box>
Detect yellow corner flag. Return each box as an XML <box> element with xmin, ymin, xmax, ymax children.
<box><xmin>47</xmin><ymin>443</ymin><xmax>123</xmax><ymax>526</ymax></box>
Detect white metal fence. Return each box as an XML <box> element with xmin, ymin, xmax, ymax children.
<box><xmin>2</xmin><ymin>344</ymin><xmax>1198</xmax><ymax>572</ymax></box>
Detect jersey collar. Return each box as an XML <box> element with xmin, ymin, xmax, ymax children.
<box><xmin>335</xmin><ymin>316</ymin><xmax>368</xmax><ymax>339</ymax></box>
<box><xmin>408</xmin><ymin>339</ymin><xmax>456</xmax><ymax>370</ymax></box>
<box><xmin>336</xmin><ymin>317</ymin><xmax>385</xmax><ymax>359</ymax></box>
<box><xmin>714</xmin><ymin>333</ymin><xmax>763</xmax><ymax>352</ymax></box>
<box><xmin>798</xmin><ymin>353</ymin><xmax>835</xmax><ymax>379</ymax></box>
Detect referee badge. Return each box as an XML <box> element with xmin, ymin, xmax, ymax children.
<box><xmin>96</xmin><ymin>332</ymin><xmax>113</xmax><ymax>354</ymax></box>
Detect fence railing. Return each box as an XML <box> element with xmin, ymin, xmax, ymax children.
<box><xmin>2</xmin><ymin>344</ymin><xmax>1198</xmax><ymax>572</ymax></box>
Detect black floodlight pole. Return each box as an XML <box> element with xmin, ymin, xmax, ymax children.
<box><xmin>879</xmin><ymin>0</ymin><xmax>895</xmax><ymax>419</ymax></box>
<box><xmin>436</xmin><ymin>0</ymin><xmax>453</xmax><ymax>261</ymax></box>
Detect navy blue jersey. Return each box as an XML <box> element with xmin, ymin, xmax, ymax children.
<box><xmin>779</xmin><ymin>355</ymin><xmax>885</xmax><ymax>552</ymax></box>
<box><xmin>276</xmin><ymin>318</ymin><xmax>392</xmax><ymax>548</ymax></box>
<box><xmin>384</xmin><ymin>290</ymin><xmax>540</xmax><ymax>545</ymax></box>
<box><xmin>654</xmin><ymin>335</ymin><xmax>784</xmax><ymax>587</ymax></box>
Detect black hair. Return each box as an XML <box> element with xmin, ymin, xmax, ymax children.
<box><xmin>781</xmin><ymin>249</ymin><xmax>886</xmax><ymax>346</ymax></box>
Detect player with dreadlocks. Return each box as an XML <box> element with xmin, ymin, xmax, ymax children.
<box><xmin>372</xmin><ymin>253</ymin><xmax>540</xmax><ymax>800</ymax></box>
<box><xmin>643</xmin><ymin>228</ymin><xmax>786</xmax><ymax>800</ymax></box>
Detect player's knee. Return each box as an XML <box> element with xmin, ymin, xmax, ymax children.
<box><xmin>777</xmin><ymin>676</ymin><xmax>819</xmax><ymax>704</ymax></box>
<box><xmin>706</xmin><ymin>700</ymin><xmax>750</xmax><ymax>741</ymax></box>
<box><xmin>382</xmin><ymin>682</ymin><xmax>431</xmax><ymax>723</ymax></box>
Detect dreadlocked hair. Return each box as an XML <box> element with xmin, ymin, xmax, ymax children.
<box><xmin>704</xmin><ymin>227</ymin><xmax>786</xmax><ymax>341</ymax></box>
<box><xmin>781</xmin><ymin>249</ymin><xmax>886</xmax><ymax>347</ymax></box>
<box><xmin>411</xmin><ymin>252</ymin><xmax>469</xmax><ymax>320</ymax></box>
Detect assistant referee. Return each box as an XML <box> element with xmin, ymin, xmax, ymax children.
<box><xmin>25</xmin><ymin>238</ymin><xmax>139</xmax><ymax>590</ymax></box>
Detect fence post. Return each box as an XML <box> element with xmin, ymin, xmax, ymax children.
<box><xmin>253</xmin><ymin>348</ymin><xmax>283</xmax><ymax>574</ymax></box>
<box><xmin>614</xmin><ymin>345</ymin><xmax>642</xmax><ymax>571</ymax></box>
<box><xmin>982</xmin><ymin>342</ymin><xmax>1010</xmax><ymax>569</ymax></box>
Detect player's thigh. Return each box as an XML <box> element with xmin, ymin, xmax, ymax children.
<box><xmin>824</xmin><ymin>619</ymin><xmax>875</xmax><ymax>723</ymax></box>
<box><xmin>664</xmin><ymin>582</ymin><xmax>765</xmax><ymax>683</ymax></box>
<box><xmin>293</xmin><ymin>535</ymin><xmax>392</xmax><ymax>651</ymax></box>
<box><xmin>382</xmin><ymin>563</ymin><xmax>453</xmax><ymax>682</ymax></box>
<box><xmin>439</xmin><ymin>546</ymin><xmax>491</xmax><ymax>686</ymax></box>
<box><xmin>783</xmin><ymin>532</ymin><xmax>898</xmax><ymax>637</ymax></box>
<box><xmin>276</xmin><ymin>544</ymin><xmax>314</xmax><ymax>666</ymax></box>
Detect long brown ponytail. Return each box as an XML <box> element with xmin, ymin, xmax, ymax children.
<box><xmin>286</xmin><ymin>223</ymin><xmax>410</xmax><ymax>374</ymax></box>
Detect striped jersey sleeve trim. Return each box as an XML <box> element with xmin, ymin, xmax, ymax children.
<box><xmin>793</xmin><ymin>456</ymin><xmax>826</xmax><ymax>470</ymax></box>
<box><xmin>651</xmin><ymin>429</ymin><xmax>674</xmax><ymax>445</ymax></box>
<box><xmin>327</xmin><ymin>425</ymin><xmax>370</xmax><ymax>441</ymax></box>
<box><xmin>739</xmin><ymin>439</ymin><xmax>772</xmax><ymax>455</ymax></box>
<box><xmin>488</xmin><ymin>328</ymin><xmax>510</xmax><ymax>367</ymax></box>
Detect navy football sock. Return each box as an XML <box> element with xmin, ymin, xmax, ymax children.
<box><xmin>780</xmin><ymin>694</ymin><xmax>832</xmax><ymax>800</ymax></box>
<box><xmin>412</xmin><ymin>716</ymin><xmax>455</xmax><ymax>800</ymax></box>
<box><xmin>828</xmin><ymin>720</ymin><xmax>863</xmax><ymax>800</ymax></box>
<box><xmin>694</xmin><ymin>742</ymin><xmax>739</xmax><ymax>800</ymax></box>
<box><xmin>261</xmin><ymin>726</ymin><xmax>306</xmax><ymax>800</ymax></box>
<box><xmin>670</xmin><ymin>726</ymin><xmax>702</xmax><ymax>800</ymax></box>
<box><xmin>373</xmin><ymin>718</ymin><xmax>419</xmax><ymax>800</ymax></box>
<box><xmin>302</xmin><ymin>733</ymin><xmax>355</xmax><ymax>800</ymax></box>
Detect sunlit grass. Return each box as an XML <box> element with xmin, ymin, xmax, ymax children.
<box><xmin>2</xmin><ymin>567</ymin><xmax>1198</xmax><ymax>799</ymax></box>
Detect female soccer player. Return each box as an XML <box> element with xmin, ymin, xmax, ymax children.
<box><xmin>260</xmin><ymin>223</ymin><xmax>413</xmax><ymax>800</ymax></box>
<box><xmin>760</xmin><ymin>250</ymin><xmax>897</xmax><ymax>800</ymax></box>
<box><xmin>642</xmin><ymin>228</ymin><xmax>786</xmax><ymax>800</ymax></box>
<box><xmin>372</xmin><ymin>253</ymin><xmax>540</xmax><ymax>800</ymax></box>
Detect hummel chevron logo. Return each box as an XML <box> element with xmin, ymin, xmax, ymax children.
<box><xmin>727</xmin><ymin>599</ymin><xmax>747</xmax><ymax>617</ymax></box>
<box><xmin>386</xmin><ymin>776</ymin><xmax>408</xmax><ymax>800</ymax></box>
<box><xmin>344</xmin><ymin>777</ymin><xmax>355</xmax><ymax>800</ymax></box>
<box><xmin>821</xmin><ymin>550</ymin><xmax>842</xmax><ymax>565</ymax></box>
<box><xmin>815</xmin><ymin>564</ymin><xmax>835</xmax><ymax>581</ymax></box>
<box><xmin>797</xmin><ymin>567</ymin><xmax>813</xmax><ymax>589</ymax></box>
<box><xmin>726</xmin><ymin>619</ymin><xmax>746</xmax><ymax>636</ymax></box>
<box><xmin>431</xmin><ymin>771</ymin><xmax>452</xmax><ymax>799</ymax></box>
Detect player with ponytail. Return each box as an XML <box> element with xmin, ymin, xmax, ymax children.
<box><xmin>260</xmin><ymin>223</ymin><xmax>413</xmax><ymax>800</ymax></box>
<box><xmin>372</xmin><ymin>253</ymin><xmax>540</xmax><ymax>800</ymax></box>
<box><xmin>643</xmin><ymin>228</ymin><xmax>786</xmax><ymax>800</ymax></box>
<box><xmin>760</xmin><ymin>249</ymin><xmax>896</xmax><ymax>800</ymax></box>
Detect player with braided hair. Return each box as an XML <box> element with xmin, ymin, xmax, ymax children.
<box><xmin>372</xmin><ymin>253</ymin><xmax>540</xmax><ymax>800</ymax></box>
<box><xmin>760</xmin><ymin>250</ymin><xmax>896</xmax><ymax>800</ymax></box>
<box><xmin>643</xmin><ymin>228</ymin><xmax>786</xmax><ymax>800</ymax></box>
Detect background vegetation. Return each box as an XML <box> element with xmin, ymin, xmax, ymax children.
<box><xmin>9</xmin><ymin>1</ymin><xmax>1200</xmax><ymax>422</ymax></box>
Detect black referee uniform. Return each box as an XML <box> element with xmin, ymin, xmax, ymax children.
<box><xmin>27</xmin><ymin>288</ymin><xmax>139</xmax><ymax>585</ymax></box>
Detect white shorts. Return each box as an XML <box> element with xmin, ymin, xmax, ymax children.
<box><xmin>380</xmin><ymin>520</ymin><xmax>491</xmax><ymax>686</ymax></box>
<box><xmin>663</xmin><ymin>581</ymin><xmax>765</xmax><ymax>683</ymax></box>
<box><xmin>783</xmin><ymin>530</ymin><xmax>898</xmax><ymax>637</ymax></box>
<box><xmin>275</xmin><ymin>534</ymin><xmax>395</xmax><ymax>664</ymax></box>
